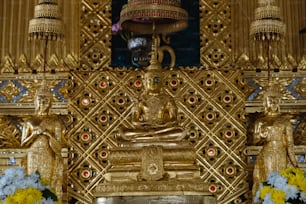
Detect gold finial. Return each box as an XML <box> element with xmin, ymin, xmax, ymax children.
<box><xmin>28</xmin><ymin>0</ymin><xmax>64</xmax><ymax>40</ymax></box>
<box><xmin>146</xmin><ymin>34</ymin><xmax>162</xmax><ymax>71</ymax></box>
<box><xmin>250</xmin><ymin>0</ymin><xmax>285</xmax><ymax>41</ymax></box>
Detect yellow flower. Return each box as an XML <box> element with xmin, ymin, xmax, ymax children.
<box><xmin>6</xmin><ymin>188</ymin><xmax>42</xmax><ymax>204</ymax></box>
<box><xmin>260</xmin><ymin>186</ymin><xmax>272</xmax><ymax>199</ymax></box>
<box><xmin>280</xmin><ymin>167</ymin><xmax>305</xmax><ymax>189</ymax></box>
<box><xmin>280</xmin><ymin>168</ymin><xmax>304</xmax><ymax>180</ymax></box>
<box><xmin>299</xmin><ymin>179</ymin><xmax>306</xmax><ymax>193</ymax></box>
<box><xmin>270</xmin><ymin>188</ymin><xmax>286</xmax><ymax>204</ymax></box>
<box><xmin>40</xmin><ymin>178</ymin><xmax>50</xmax><ymax>186</ymax></box>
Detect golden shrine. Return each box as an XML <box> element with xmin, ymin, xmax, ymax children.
<box><xmin>0</xmin><ymin>0</ymin><xmax>306</xmax><ymax>204</ymax></box>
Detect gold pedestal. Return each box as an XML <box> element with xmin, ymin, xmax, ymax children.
<box><xmin>94</xmin><ymin>195</ymin><xmax>217</xmax><ymax>204</ymax></box>
<box><xmin>94</xmin><ymin>142</ymin><xmax>213</xmax><ymax>201</ymax></box>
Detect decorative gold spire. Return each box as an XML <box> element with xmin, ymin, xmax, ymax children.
<box><xmin>250</xmin><ymin>0</ymin><xmax>285</xmax><ymax>41</ymax></box>
<box><xmin>146</xmin><ymin>34</ymin><xmax>162</xmax><ymax>71</ymax></box>
<box><xmin>28</xmin><ymin>0</ymin><xmax>64</xmax><ymax>40</ymax></box>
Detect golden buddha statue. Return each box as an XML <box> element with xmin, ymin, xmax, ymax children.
<box><xmin>252</xmin><ymin>84</ymin><xmax>298</xmax><ymax>200</ymax></box>
<box><xmin>21</xmin><ymin>80</ymin><xmax>65</xmax><ymax>200</ymax></box>
<box><xmin>118</xmin><ymin>67</ymin><xmax>186</xmax><ymax>143</ymax></box>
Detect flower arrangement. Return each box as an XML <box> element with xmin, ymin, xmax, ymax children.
<box><xmin>0</xmin><ymin>167</ymin><xmax>60</xmax><ymax>204</ymax></box>
<box><xmin>254</xmin><ymin>167</ymin><xmax>306</xmax><ymax>204</ymax></box>
<box><xmin>112</xmin><ymin>21</ymin><xmax>134</xmax><ymax>41</ymax></box>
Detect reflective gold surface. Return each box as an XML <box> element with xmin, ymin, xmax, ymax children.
<box><xmin>117</xmin><ymin>68</ymin><xmax>186</xmax><ymax>144</ymax></box>
<box><xmin>1</xmin><ymin>0</ymin><xmax>306</xmax><ymax>204</ymax></box>
<box><xmin>29</xmin><ymin>15</ymin><xmax>64</xmax><ymax>40</ymax></box>
<box><xmin>21</xmin><ymin>80</ymin><xmax>66</xmax><ymax>200</ymax></box>
<box><xmin>252</xmin><ymin>84</ymin><xmax>298</xmax><ymax>200</ymax></box>
<box><xmin>250</xmin><ymin>0</ymin><xmax>285</xmax><ymax>41</ymax></box>
<box><xmin>120</xmin><ymin>0</ymin><xmax>188</xmax><ymax>34</ymax></box>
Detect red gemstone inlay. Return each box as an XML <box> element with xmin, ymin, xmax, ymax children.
<box><xmin>209</xmin><ymin>185</ymin><xmax>216</xmax><ymax>192</ymax></box>
<box><xmin>208</xmin><ymin>148</ymin><xmax>215</xmax><ymax>156</ymax></box>
<box><xmin>226</xmin><ymin>131</ymin><xmax>232</xmax><ymax>137</ymax></box>
<box><xmin>101</xmin><ymin>116</ymin><xmax>107</xmax><ymax>122</ymax></box>
<box><xmin>224</xmin><ymin>95</ymin><xmax>231</xmax><ymax>103</ymax></box>
<box><xmin>82</xmin><ymin>134</ymin><xmax>89</xmax><ymax>141</ymax></box>
<box><xmin>101</xmin><ymin>151</ymin><xmax>107</xmax><ymax>158</ymax></box>
<box><xmin>82</xmin><ymin>98</ymin><xmax>90</xmax><ymax>106</ymax></box>
<box><xmin>82</xmin><ymin>170</ymin><xmax>90</xmax><ymax>178</ymax></box>
<box><xmin>189</xmin><ymin>97</ymin><xmax>195</xmax><ymax>103</ymax></box>
<box><xmin>100</xmin><ymin>81</ymin><xmax>107</xmax><ymax>88</ymax></box>
<box><xmin>118</xmin><ymin>98</ymin><xmax>124</xmax><ymax>104</ymax></box>
<box><xmin>206</xmin><ymin>80</ymin><xmax>212</xmax><ymax>85</ymax></box>
<box><xmin>135</xmin><ymin>80</ymin><xmax>141</xmax><ymax>87</ymax></box>
<box><xmin>226</xmin><ymin>167</ymin><xmax>234</xmax><ymax>174</ymax></box>
<box><xmin>207</xmin><ymin>113</ymin><xmax>214</xmax><ymax>120</ymax></box>
<box><xmin>171</xmin><ymin>80</ymin><xmax>177</xmax><ymax>86</ymax></box>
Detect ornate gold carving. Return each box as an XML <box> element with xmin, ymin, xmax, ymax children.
<box><xmin>120</xmin><ymin>0</ymin><xmax>188</xmax><ymax>34</ymax></box>
<box><xmin>0</xmin><ymin>117</ymin><xmax>22</xmax><ymax>148</ymax></box>
<box><xmin>21</xmin><ymin>80</ymin><xmax>66</xmax><ymax>200</ymax></box>
<box><xmin>0</xmin><ymin>0</ymin><xmax>290</xmax><ymax>203</ymax></box>
<box><xmin>94</xmin><ymin>180</ymin><xmax>210</xmax><ymax>197</ymax></box>
<box><xmin>0</xmin><ymin>73</ymin><xmax>69</xmax><ymax>115</ymax></box>
<box><xmin>252</xmin><ymin>85</ymin><xmax>298</xmax><ymax>199</ymax></box>
<box><xmin>117</xmin><ymin>67</ymin><xmax>186</xmax><ymax>144</ymax></box>
<box><xmin>0</xmin><ymin>149</ymin><xmax>27</xmax><ymax>174</ymax></box>
<box><xmin>17</xmin><ymin>54</ymin><xmax>32</xmax><ymax>73</ymax></box>
<box><xmin>250</xmin><ymin>15</ymin><xmax>285</xmax><ymax>41</ymax></box>
<box><xmin>139</xmin><ymin>146</ymin><xmax>165</xmax><ymax>181</ymax></box>
<box><xmin>28</xmin><ymin>0</ymin><xmax>64</xmax><ymax>40</ymax></box>
<box><xmin>2</xmin><ymin>56</ymin><xmax>15</xmax><ymax>74</ymax></box>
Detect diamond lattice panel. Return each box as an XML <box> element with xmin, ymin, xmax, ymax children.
<box><xmin>200</xmin><ymin>0</ymin><xmax>232</xmax><ymax>68</ymax></box>
<box><xmin>68</xmin><ymin>69</ymin><xmax>248</xmax><ymax>203</ymax></box>
<box><xmin>74</xmin><ymin>0</ymin><xmax>248</xmax><ymax>203</ymax></box>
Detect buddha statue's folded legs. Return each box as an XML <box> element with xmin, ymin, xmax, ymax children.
<box><xmin>117</xmin><ymin>126</ymin><xmax>186</xmax><ymax>142</ymax></box>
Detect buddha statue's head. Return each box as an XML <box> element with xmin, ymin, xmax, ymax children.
<box><xmin>263</xmin><ymin>83</ymin><xmax>281</xmax><ymax>115</ymax></box>
<box><xmin>143</xmin><ymin>69</ymin><xmax>163</xmax><ymax>95</ymax></box>
<box><xmin>34</xmin><ymin>79</ymin><xmax>53</xmax><ymax>115</ymax></box>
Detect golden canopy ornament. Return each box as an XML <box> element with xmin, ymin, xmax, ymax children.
<box><xmin>250</xmin><ymin>0</ymin><xmax>285</xmax><ymax>41</ymax></box>
<box><xmin>119</xmin><ymin>0</ymin><xmax>188</xmax><ymax>35</ymax></box>
<box><xmin>28</xmin><ymin>0</ymin><xmax>64</xmax><ymax>72</ymax></box>
<box><xmin>119</xmin><ymin>0</ymin><xmax>188</xmax><ymax>70</ymax></box>
<box><xmin>28</xmin><ymin>0</ymin><xmax>64</xmax><ymax>40</ymax></box>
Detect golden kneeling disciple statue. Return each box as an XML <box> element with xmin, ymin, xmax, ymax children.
<box><xmin>118</xmin><ymin>68</ymin><xmax>186</xmax><ymax>143</ymax></box>
<box><xmin>252</xmin><ymin>85</ymin><xmax>298</xmax><ymax>200</ymax></box>
<box><xmin>21</xmin><ymin>80</ymin><xmax>65</xmax><ymax>200</ymax></box>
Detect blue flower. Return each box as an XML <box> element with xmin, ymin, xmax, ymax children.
<box><xmin>267</xmin><ymin>172</ymin><xmax>287</xmax><ymax>188</ymax></box>
<box><xmin>255</xmin><ymin>168</ymin><xmax>306</xmax><ymax>204</ymax></box>
<box><xmin>262</xmin><ymin>193</ymin><xmax>274</xmax><ymax>204</ymax></box>
<box><xmin>0</xmin><ymin>168</ymin><xmax>58</xmax><ymax>203</ymax></box>
<box><xmin>283</xmin><ymin>184</ymin><xmax>299</xmax><ymax>200</ymax></box>
<box><xmin>300</xmin><ymin>192</ymin><xmax>306</xmax><ymax>202</ymax></box>
<box><xmin>42</xmin><ymin>197</ymin><xmax>57</xmax><ymax>204</ymax></box>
